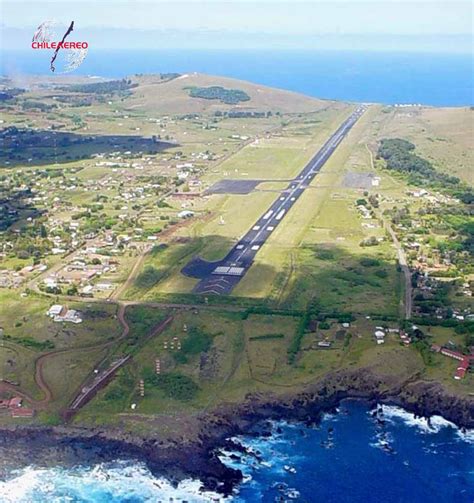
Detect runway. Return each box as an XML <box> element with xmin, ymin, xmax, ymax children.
<box><xmin>183</xmin><ymin>106</ymin><xmax>366</xmax><ymax>295</ymax></box>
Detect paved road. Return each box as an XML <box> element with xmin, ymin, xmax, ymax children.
<box><xmin>187</xmin><ymin>107</ymin><xmax>366</xmax><ymax>295</ymax></box>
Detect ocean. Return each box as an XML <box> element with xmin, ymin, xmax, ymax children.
<box><xmin>2</xmin><ymin>50</ymin><xmax>473</xmax><ymax>106</ymax></box>
<box><xmin>1</xmin><ymin>401</ymin><xmax>473</xmax><ymax>502</ymax></box>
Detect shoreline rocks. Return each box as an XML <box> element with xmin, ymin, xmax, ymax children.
<box><xmin>0</xmin><ymin>369</ymin><xmax>472</xmax><ymax>495</ymax></box>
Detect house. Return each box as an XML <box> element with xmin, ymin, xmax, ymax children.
<box><xmin>374</xmin><ymin>330</ymin><xmax>385</xmax><ymax>340</ymax></box>
<box><xmin>8</xmin><ymin>397</ymin><xmax>22</xmax><ymax>408</ymax></box>
<box><xmin>178</xmin><ymin>210</ymin><xmax>194</xmax><ymax>219</ymax></box>
<box><xmin>431</xmin><ymin>345</ymin><xmax>473</xmax><ymax>380</ymax></box>
<box><xmin>95</xmin><ymin>282</ymin><xmax>114</xmax><ymax>291</ymax></box>
<box><xmin>44</xmin><ymin>278</ymin><xmax>58</xmax><ymax>289</ymax></box>
<box><xmin>318</xmin><ymin>341</ymin><xmax>332</xmax><ymax>348</ymax></box>
<box><xmin>439</xmin><ymin>348</ymin><xmax>466</xmax><ymax>361</ymax></box>
<box><xmin>57</xmin><ymin>309</ymin><xmax>82</xmax><ymax>324</ymax></box>
<box><xmin>48</xmin><ymin>305</ymin><xmax>83</xmax><ymax>324</ymax></box>
<box><xmin>47</xmin><ymin>304</ymin><xmax>65</xmax><ymax>317</ymax></box>
<box><xmin>11</xmin><ymin>408</ymin><xmax>35</xmax><ymax>418</ymax></box>
<box><xmin>374</xmin><ymin>330</ymin><xmax>385</xmax><ymax>344</ymax></box>
<box><xmin>399</xmin><ymin>333</ymin><xmax>411</xmax><ymax>346</ymax></box>
<box><xmin>0</xmin><ymin>396</ymin><xmax>34</xmax><ymax>417</ymax></box>
<box><xmin>455</xmin><ymin>358</ymin><xmax>470</xmax><ymax>380</ymax></box>
<box><xmin>80</xmin><ymin>285</ymin><xmax>94</xmax><ymax>296</ymax></box>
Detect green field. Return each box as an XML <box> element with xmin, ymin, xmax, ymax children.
<box><xmin>1</xmin><ymin>73</ymin><xmax>472</xmax><ymax>432</ymax></box>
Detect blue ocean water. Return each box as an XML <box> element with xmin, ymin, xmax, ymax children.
<box><xmin>225</xmin><ymin>401</ymin><xmax>474</xmax><ymax>502</ymax></box>
<box><xmin>0</xmin><ymin>401</ymin><xmax>472</xmax><ymax>502</ymax></box>
<box><xmin>2</xmin><ymin>50</ymin><xmax>473</xmax><ymax>106</ymax></box>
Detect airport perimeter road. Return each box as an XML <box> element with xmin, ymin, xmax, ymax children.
<box><xmin>189</xmin><ymin>106</ymin><xmax>366</xmax><ymax>295</ymax></box>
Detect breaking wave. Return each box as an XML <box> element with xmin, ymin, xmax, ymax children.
<box><xmin>0</xmin><ymin>460</ymin><xmax>227</xmax><ymax>503</ymax></box>
<box><xmin>380</xmin><ymin>404</ymin><xmax>474</xmax><ymax>443</ymax></box>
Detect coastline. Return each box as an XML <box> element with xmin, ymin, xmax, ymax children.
<box><xmin>0</xmin><ymin>368</ymin><xmax>472</xmax><ymax>495</ymax></box>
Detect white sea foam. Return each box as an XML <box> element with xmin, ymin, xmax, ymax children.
<box><xmin>321</xmin><ymin>412</ymin><xmax>338</xmax><ymax>422</ymax></box>
<box><xmin>0</xmin><ymin>460</ymin><xmax>229</xmax><ymax>502</ymax></box>
<box><xmin>457</xmin><ymin>428</ymin><xmax>474</xmax><ymax>444</ymax></box>
<box><xmin>380</xmin><ymin>404</ymin><xmax>474</xmax><ymax>442</ymax></box>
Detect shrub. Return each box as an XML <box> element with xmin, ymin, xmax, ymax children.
<box><xmin>135</xmin><ymin>266</ymin><xmax>161</xmax><ymax>289</ymax></box>
<box><xmin>249</xmin><ymin>333</ymin><xmax>285</xmax><ymax>341</ymax></box>
<box><xmin>187</xmin><ymin>86</ymin><xmax>250</xmax><ymax>105</ymax></box>
<box><xmin>360</xmin><ymin>257</ymin><xmax>380</xmax><ymax>267</ymax></box>
<box><xmin>181</xmin><ymin>327</ymin><xmax>213</xmax><ymax>355</ymax></box>
<box><xmin>288</xmin><ymin>313</ymin><xmax>310</xmax><ymax>364</ymax></box>
<box><xmin>145</xmin><ymin>372</ymin><xmax>199</xmax><ymax>400</ymax></box>
<box><xmin>315</xmin><ymin>248</ymin><xmax>334</xmax><ymax>260</ymax></box>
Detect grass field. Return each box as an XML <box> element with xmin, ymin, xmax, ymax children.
<box><xmin>0</xmin><ymin>290</ymin><xmax>124</xmax><ymax>408</ymax></box>
<box><xmin>0</xmin><ymin>291</ymin><xmax>122</xmax><ymax>350</ymax></box>
<box><xmin>372</xmin><ymin>106</ymin><xmax>473</xmax><ymax>184</ymax></box>
<box><xmin>74</xmin><ymin>307</ymin><xmax>430</xmax><ymax>429</ymax></box>
<box><xmin>127</xmin><ymin>73</ymin><xmax>328</xmax><ymax>115</ymax></box>
<box><xmin>41</xmin><ymin>346</ymin><xmax>110</xmax><ymax>410</ymax></box>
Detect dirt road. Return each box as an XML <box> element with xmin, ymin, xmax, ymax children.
<box><xmin>0</xmin><ymin>303</ymin><xmax>132</xmax><ymax>409</ymax></box>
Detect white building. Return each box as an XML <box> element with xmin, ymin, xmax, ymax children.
<box><xmin>47</xmin><ymin>305</ymin><xmax>64</xmax><ymax>317</ymax></box>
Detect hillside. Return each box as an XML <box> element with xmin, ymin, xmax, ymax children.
<box><xmin>126</xmin><ymin>72</ymin><xmax>332</xmax><ymax>114</ymax></box>
<box><xmin>372</xmin><ymin>106</ymin><xmax>473</xmax><ymax>185</ymax></box>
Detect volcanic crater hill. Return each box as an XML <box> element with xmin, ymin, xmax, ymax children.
<box><xmin>126</xmin><ymin>72</ymin><xmax>337</xmax><ymax>114</ymax></box>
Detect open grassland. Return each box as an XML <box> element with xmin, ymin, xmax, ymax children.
<box><xmin>372</xmin><ymin>106</ymin><xmax>473</xmax><ymax>184</ymax></box>
<box><xmin>127</xmin><ymin>73</ymin><xmax>329</xmax><ymax>115</ymax></box>
<box><xmin>0</xmin><ymin>291</ymin><xmax>122</xmax><ymax>350</ymax></box>
<box><xmin>41</xmin><ymin>346</ymin><xmax>110</xmax><ymax>411</ymax></box>
<box><xmin>74</xmin><ymin>309</ymin><xmax>428</xmax><ymax>429</ymax></box>
<box><xmin>0</xmin><ymin>343</ymin><xmax>41</xmax><ymax>400</ymax></box>
<box><xmin>123</xmin><ymin>239</ymin><xmax>202</xmax><ymax>300</ymax></box>
<box><xmin>201</xmin><ymin>105</ymin><xmax>352</xmax><ymax>185</ymax></box>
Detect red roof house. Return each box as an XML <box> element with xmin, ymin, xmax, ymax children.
<box><xmin>440</xmin><ymin>348</ymin><xmax>465</xmax><ymax>361</ymax></box>
<box><xmin>8</xmin><ymin>397</ymin><xmax>22</xmax><ymax>408</ymax></box>
<box><xmin>454</xmin><ymin>358</ymin><xmax>470</xmax><ymax>380</ymax></box>
<box><xmin>11</xmin><ymin>408</ymin><xmax>35</xmax><ymax>418</ymax></box>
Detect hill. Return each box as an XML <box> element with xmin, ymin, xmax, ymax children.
<box><xmin>372</xmin><ymin>106</ymin><xmax>473</xmax><ymax>184</ymax></box>
<box><xmin>126</xmin><ymin>72</ymin><xmax>332</xmax><ymax>114</ymax></box>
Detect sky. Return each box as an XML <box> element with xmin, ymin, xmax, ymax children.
<box><xmin>1</xmin><ymin>1</ymin><xmax>472</xmax><ymax>51</ymax></box>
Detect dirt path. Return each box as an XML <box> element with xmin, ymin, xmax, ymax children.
<box><xmin>110</xmin><ymin>249</ymin><xmax>150</xmax><ymax>301</ymax></box>
<box><xmin>385</xmin><ymin>222</ymin><xmax>413</xmax><ymax>320</ymax></box>
<box><xmin>365</xmin><ymin>144</ymin><xmax>412</xmax><ymax>320</ymax></box>
<box><xmin>0</xmin><ymin>303</ymin><xmax>132</xmax><ymax>409</ymax></box>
